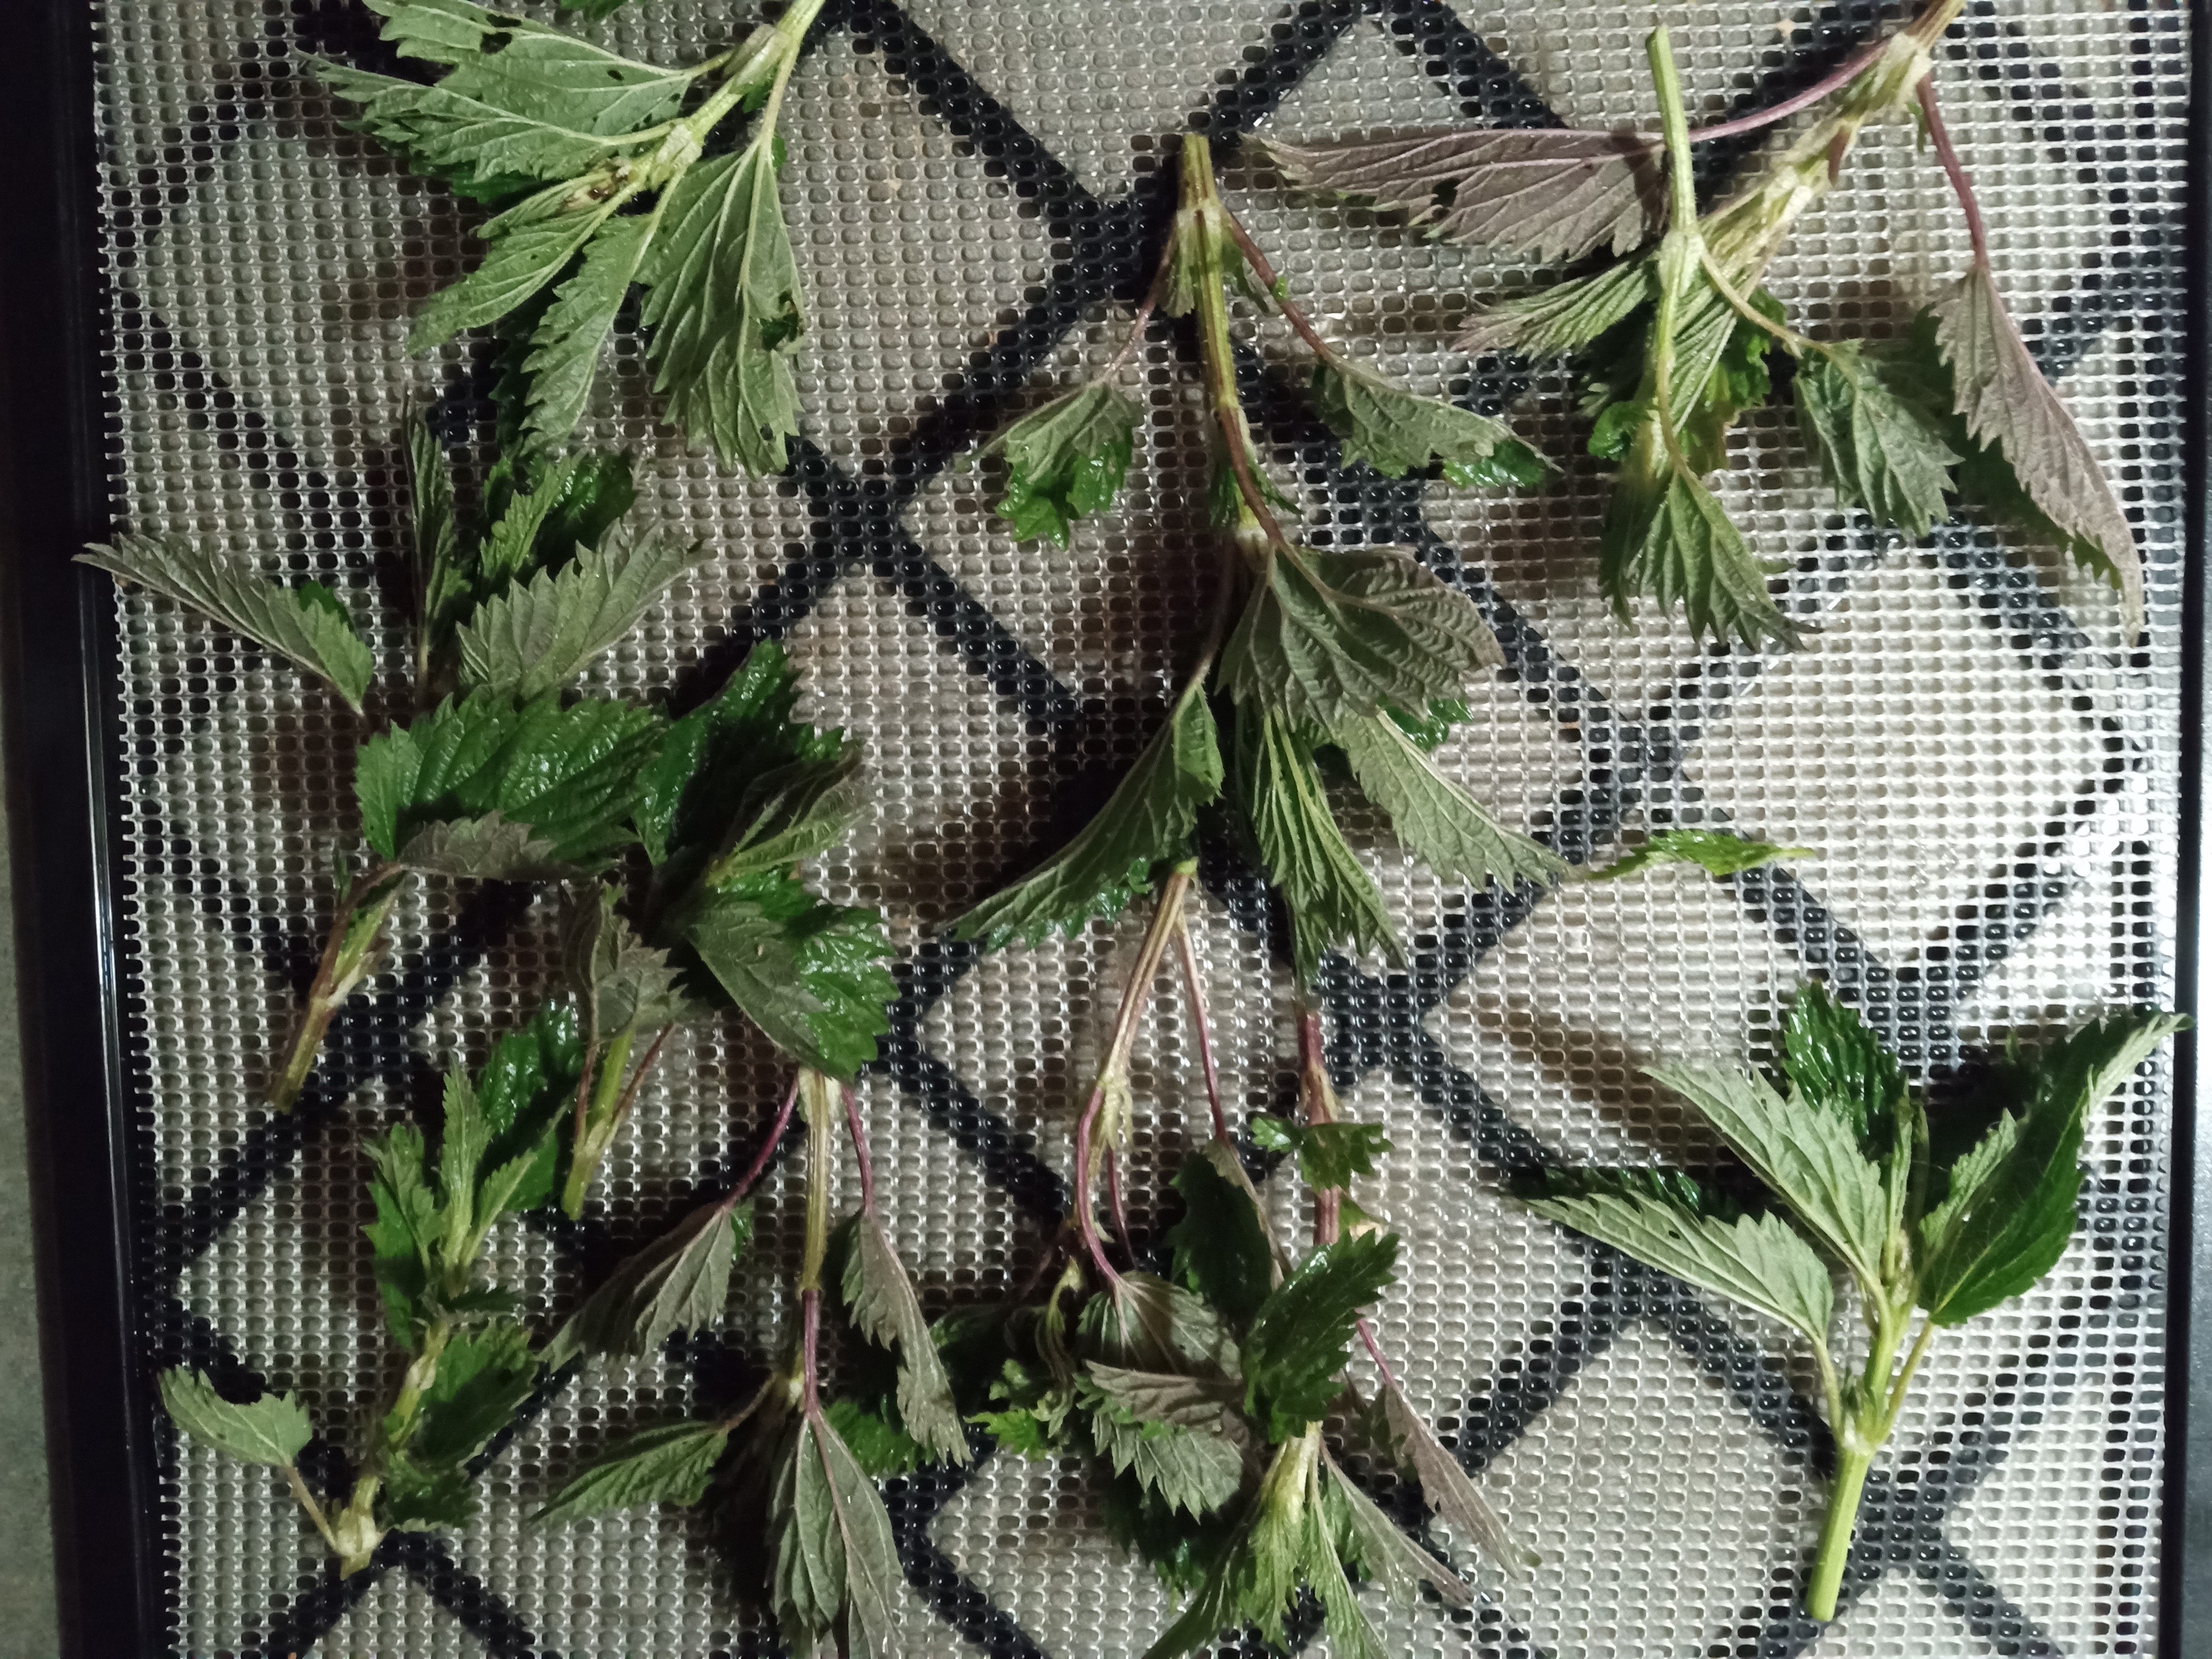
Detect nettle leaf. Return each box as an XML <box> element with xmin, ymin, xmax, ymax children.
<box><xmin>771</xmin><ymin>1412</ymin><xmax>902</xmax><ymax>1659</ymax></box>
<box><xmin>406</xmin><ymin>410</ymin><xmax>467</xmax><ymax>647</ymax></box>
<box><xmin>1309</xmin><ymin>359</ymin><xmax>1548</xmax><ymax>489</ymax></box>
<box><xmin>684</xmin><ymin>873</ymin><xmax>895</xmax><ymax>1079</ymax></box>
<box><xmin>1525</xmin><ymin>1187</ymin><xmax>1834</xmax><ymax>1344</ymax></box>
<box><xmin>79</xmin><ymin>536</ymin><xmax>374</xmax><ymax>712</ymax></box>
<box><xmin>640</xmin><ymin>136</ymin><xmax>806</xmax><ymax>475</ymax></box>
<box><xmin>1263</xmin><ymin>127</ymin><xmax>1665</xmax><ymax>262</ymax></box>
<box><xmin>1377</xmin><ymin>1381</ymin><xmax>1527</xmax><ymax>1571</ymax></box>
<box><xmin>1088</xmin><ymin>1406</ymin><xmax>1245</xmax><ymax>1520</ymax></box>
<box><xmin>1583</xmin><ymin>827</ymin><xmax>1815</xmax><ymax>882</ymax></box>
<box><xmin>1456</xmin><ymin>256</ymin><xmax>1654</xmax><ymax>356</ymax></box>
<box><xmin>396</xmin><ymin>812</ymin><xmax>574</xmax><ymax>881</ymax></box>
<box><xmin>457</xmin><ymin>520</ymin><xmax>707</xmax><ymax>699</ymax></box>
<box><xmin>1918</xmin><ymin>1010</ymin><xmax>2185</xmax><ymax>1325</ymax></box>
<box><xmin>520</xmin><ymin>211</ymin><xmax>657</xmax><ymax>454</ymax></box>
<box><xmin>954</xmin><ymin>685</ymin><xmax>1222</xmax><ymax>950</ymax></box>
<box><xmin>1598</xmin><ymin>418</ymin><xmax>1802</xmax><ymax>652</ymax></box>
<box><xmin>1234</xmin><ymin>704</ymin><xmax>1399</xmax><ymax>986</ymax></box>
<box><xmin>1241</xmin><ymin>1233</ymin><xmax>1398</xmax><ymax>1440</ymax></box>
<box><xmin>1934</xmin><ymin>264</ymin><xmax>2142</xmax><ymax>632</ymax></box>
<box><xmin>412</xmin><ymin>1319</ymin><xmax>540</xmax><ymax>1465</ymax></box>
<box><xmin>1777</xmin><ymin>981</ymin><xmax>1904</xmax><ymax>1147</ymax></box>
<box><xmin>365</xmin><ymin>1123</ymin><xmax>438</xmax><ymax>1343</ymax></box>
<box><xmin>1792</xmin><ymin>340</ymin><xmax>1959</xmax><ymax>538</ymax></box>
<box><xmin>1331</xmin><ymin>711</ymin><xmax>1564</xmax><ymax>893</ymax></box>
<box><xmin>1085</xmin><ymin>1271</ymin><xmax>1236</xmax><ymax>1376</ymax></box>
<box><xmin>533</xmin><ymin>1420</ymin><xmax>730</xmax><ymax>1523</ymax></box>
<box><xmin>1322</xmin><ymin>1448</ymin><xmax>1472</xmax><ymax>1604</ymax></box>
<box><xmin>476</xmin><ymin>448</ymin><xmax>638</xmax><ymax>594</ymax></box>
<box><xmin>550</xmin><ymin>1199</ymin><xmax>752</xmax><ymax>1362</ymax></box>
<box><xmin>560</xmin><ymin>882</ymin><xmax>701</xmax><ymax>1035</ymax></box>
<box><xmin>355</xmin><ymin>691</ymin><xmax>664</xmax><ymax>867</ymax></box>
<box><xmin>1648</xmin><ymin>1058</ymin><xmax>1887</xmax><ymax>1287</ymax></box>
<box><xmin>978</xmin><ymin>381</ymin><xmax>1144</xmax><ymax>546</ymax></box>
<box><xmin>700</xmin><ymin>752</ymin><xmax>867</xmax><ymax>890</ymax></box>
<box><xmin>412</xmin><ymin>186</ymin><xmax>623</xmax><ymax>353</ymax></box>
<box><xmin>836</xmin><ymin>1212</ymin><xmax>969</xmax><ymax>1465</ymax></box>
<box><xmin>1221</xmin><ymin>544</ymin><xmax>1503</xmax><ymax>731</ymax></box>
<box><xmin>160</xmin><ymin>1369</ymin><xmax>313</xmax><ymax>1468</ymax></box>
<box><xmin>364</xmin><ymin>0</ymin><xmax>692</xmax><ymax>130</ymax></box>
<box><xmin>1086</xmin><ymin>1363</ymin><xmax>1249</xmax><ymax>1437</ymax></box>
<box><xmin>1247</xmin><ymin>1118</ymin><xmax>1391</xmax><ymax>1192</ymax></box>
<box><xmin>380</xmin><ymin>1454</ymin><xmax>478</xmax><ymax>1532</ymax></box>
<box><xmin>1166</xmin><ymin>1142</ymin><xmax>1277</xmax><ymax>1327</ymax></box>
<box><xmin>472</xmin><ymin>995</ymin><xmax>587</xmax><ymax>1212</ymax></box>
<box><xmin>633</xmin><ymin>640</ymin><xmax>846</xmax><ymax>868</ymax></box>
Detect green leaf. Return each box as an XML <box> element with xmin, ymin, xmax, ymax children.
<box><xmin>559</xmin><ymin>882</ymin><xmax>701</xmax><ymax>1035</ymax></box>
<box><xmin>1523</xmin><ymin>1186</ymin><xmax>1834</xmax><ymax>1343</ymax></box>
<box><xmin>457</xmin><ymin>520</ymin><xmax>707</xmax><ymax>699</ymax></box>
<box><xmin>365</xmin><ymin>1122</ymin><xmax>439</xmax><ymax>1343</ymax></box>
<box><xmin>1241</xmin><ymin>1234</ymin><xmax>1398</xmax><ymax>1440</ymax></box>
<box><xmin>532</xmin><ymin>1421</ymin><xmax>731</xmax><ymax>1522</ymax></box>
<box><xmin>1330</xmin><ymin>710</ymin><xmax>1565</xmax><ymax>892</ymax></box>
<box><xmin>1165</xmin><ymin>1142</ymin><xmax>1276</xmax><ymax>1327</ymax></box>
<box><xmin>954</xmin><ymin>684</ymin><xmax>1220</xmax><ymax>950</ymax></box>
<box><xmin>977</xmin><ymin>381</ymin><xmax>1143</xmax><ymax>545</ymax></box>
<box><xmin>1083</xmin><ymin>1272</ymin><xmax>1235</xmax><ymax>1376</ymax></box>
<box><xmin>380</xmin><ymin>1453</ymin><xmax>477</xmax><ymax>1532</ymax></box>
<box><xmin>1246</xmin><ymin>1118</ymin><xmax>1392</xmax><ymax>1192</ymax></box>
<box><xmin>477</xmin><ymin>448</ymin><xmax>638</xmax><ymax>594</ymax></box>
<box><xmin>1597</xmin><ymin>417</ymin><xmax>1802</xmax><ymax>651</ymax></box>
<box><xmin>411</xmin><ymin>1319</ymin><xmax>539</xmax><ymax>1465</ymax></box>
<box><xmin>363</xmin><ymin>0</ymin><xmax>692</xmax><ymax>131</ymax></box>
<box><xmin>770</xmin><ymin>1412</ymin><xmax>902</xmax><ymax>1659</ymax></box>
<box><xmin>1087</xmin><ymin>1407</ymin><xmax>1245</xmax><ymax>1520</ymax></box>
<box><xmin>548</xmin><ymin>1199</ymin><xmax>751</xmax><ymax>1362</ymax></box>
<box><xmin>640</xmin><ymin>135</ymin><xmax>805</xmax><ymax>475</ymax></box>
<box><xmin>405</xmin><ymin>409</ymin><xmax>467</xmax><ymax>650</ymax></box>
<box><xmin>1376</xmin><ymin>1381</ymin><xmax>1527</xmax><ymax>1571</ymax></box>
<box><xmin>1085</xmin><ymin>1362</ymin><xmax>1249</xmax><ymax>1437</ymax></box>
<box><xmin>1221</xmin><ymin>543</ymin><xmax>1503</xmax><ymax>731</ymax></box>
<box><xmin>836</xmin><ymin>1212</ymin><xmax>970</xmax><ymax>1465</ymax></box>
<box><xmin>79</xmin><ymin>536</ymin><xmax>375</xmax><ymax>712</ymax></box>
<box><xmin>354</xmin><ymin>692</ymin><xmax>664</xmax><ymax>866</ymax></box>
<box><xmin>1584</xmin><ymin>826</ymin><xmax>1814</xmax><ymax>882</ymax></box>
<box><xmin>1321</xmin><ymin>1448</ymin><xmax>1472</xmax><ymax>1604</ymax></box>
<box><xmin>632</xmin><ymin>641</ymin><xmax>847</xmax><ymax>868</ymax></box>
<box><xmin>1261</xmin><ymin>127</ymin><xmax>1665</xmax><ymax>263</ymax></box>
<box><xmin>683</xmin><ymin>873</ymin><xmax>895</xmax><ymax>1080</ymax></box>
<box><xmin>1647</xmin><ymin>1058</ymin><xmax>1888</xmax><ymax>1287</ymax></box>
<box><xmin>823</xmin><ymin>1398</ymin><xmax>928</xmax><ymax>1478</ymax></box>
<box><xmin>472</xmin><ymin>995</ymin><xmax>587</xmax><ymax>1206</ymax></box>
<box><xmin>518</xmin><ymin>211</ymin><xmax>656</xmax><ymax>452</ymax></box>
<box><xmin>1777</xmin><ymin>981</ymin><xmax>1905</xmax><ymax>1147</ymax></box>
<box><xmin>158</xmin><ymin>1369</ymin><xmax>313</xmax><ymax>1468</ymax></box>
<box><xmin>700</xmin><ymin>752</ymin><xmax>868</xmax><ymax>890</ymax></box>
<box><xmin>395</xmin><ymin>812</ymin><xmax>575</xmax><ymax>881</ymax></box>
<box><xmin>1934</xmin><ymin>263</ymin><xmax>2142</xmax><ymax>633</ymax></box>
<box><xmin>1310</xmin><ymin>358</ymin><xmax>1548</xmax><ymax>489</ymax></box>
<box><xmin>1456</xmin><ymin>257</ymin><xmax>1655</xmax><ymax>356</ymax></box>
<box><xmin>1917</xmin><ymin>1010</ymin><xmax>2185</xmax><ymax>1325</ymax></box>
<box><xmin>1233</xmin><ymin>704</ymin><xmax>1398</xmax><ymax>986</ymax></box>
<box><xmin>410</xmin><ymin>185</ymin><xmax>621</xmax><ymax>352</ymax></box>
<box><xmin>1792</xmin><ymin>340</ymin><xmax>1959</xmax><ymax>538</ymax></box>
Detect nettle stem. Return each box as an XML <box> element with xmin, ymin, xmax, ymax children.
<box><xmin>269</xmin><ymin>869</ymin><xmax>406</xmax><ymax>1111</ymax></box>
<box><xmin>1803</xmin><ymin>1306</ymin><xmax>1940</xmax><ymax>1619</ymax></box>
<box><xmin>562</xmin><ymin>1021</ymin><xmax>674</xmax><ymax>1219</ymax></box>
<box><xmin>1069</xmin><ymin>864</ymin><xmax>1195</xmax><ymax>1281</ymax></box>
<box><xmin>1297</xmin><ymin>1006</ymin><xmax>1341</xmax><ymax>1249</ymax></box>
<box><xmin>795</xmin><ymin>1068</ymin><xmax>841</xmax><ymax>1414</ymax></box>
<box><xmin>1914</xmin><ymin>76</ymin><xmax>1992</xmax><ymax>269</ymax></box>
<box><xmin>331</xmin><ymin>1312</ymin><xmax>457</xmax><ymax>1574</ymax></box>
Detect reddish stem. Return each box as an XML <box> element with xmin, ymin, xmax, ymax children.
<box><xmin>1298</xmin><ymin>1007</ymin><xmax>1341</xmax><ymax>1247</ymax></box>
<box><xmin>1107</xmin><ymin>236</ymin><xmax>1174</xmax><ymax>373</ymax></box>
<box><xmin>1685</xmin><ymin>31</ymin><xmax>1893</xmax><ymax>145</ymax></box>
<box><xmin>1218</xmin><ymin>210</ymin><xmax>1336</xmax><ymax>364</ymax></box>
<box><xmin>1356</xmin><ymin>1318</ymin><xmax>1401</xmax><ymax>1390</ymax></box>
<box><xmin>1916</xmin><ymin>74</ymin><xmax>1990</xmax><ymax>268</ymax></box>
<box><xmin>1173</xmin><ymin>920</ymin><xmax>1230</xmax><ymax>1144</ymax></box>
<box><xmin>841</xmin><ymin>1085</ymin><xmax>878</xmax><ymax>1217</ymax></box>
<box><xmin>569</xmin><ymin>1036</ymin><xmax>602</xmax><ymax>1162</ymax></box>
<box><xmin>799</xmin><ymin>1287</ymin><xmax>822</xmax><ymax>1414</ymax></box>
<box><xmin>731</xmin><ymin>1072</ymin><xmax>803</xmax><ymax>1204</ymax></box>
<box><xmin>1070</xmin><ymin>1078</ymin><xmax>1122</xmax><ymax>1285</ymax></box>
<box><xmin>1103</xmin><ymin>1148</ymin><xmax>1134</xmax><ymax>1263</ymax></box>
<box><xmin>609</xmin><ymin>1025</ymin><xmax>673</xmax><ymax>1133</ymax></box>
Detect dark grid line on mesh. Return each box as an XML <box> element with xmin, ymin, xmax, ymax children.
<box><xmin>90</xmin><ymin>3</ymin><xmax>2176</xmax><ymax>1659</ymax></box>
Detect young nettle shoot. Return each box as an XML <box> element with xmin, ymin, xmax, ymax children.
<box><xmin>949</xmin><ymin>867</ymin><xmax>1524</xmax><ymax>1656</ymax></box>
<box><xmin>958</xmin><ymin>131</ymin><xmax>1563</xmax><ymax>985</ymax></box>
<box><xmin>1267</xmin><ymin>4</ymin><xmax>2145</xmax><ymax>644</ymax></box>
<box><xmin>83</xmin><ymin>413</ymin><xmax>700</xmax><ymax>1111</ymax></box>
<box><xmin>324</xmin><ymin>0</ymin><xmax>831</xmax><ymax>469</ymax></box>
<box><xmin>535</xmin><ymin>1070</ymin><xmax>967</xmax><ymax>1659</ymax></box>
<box><xmin>1522</xmin><ymin>983</ymin><xmax>2184</xmax><ymax>1619</ymax></box>
<box><xmin>161</xmin><ymin>999</ymin><xmax>590</xmax><ymax>1571</ymax></box>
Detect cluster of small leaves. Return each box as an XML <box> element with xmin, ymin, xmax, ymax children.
<box><xmin>954</xmin><ymin>142</ymin><xmax>1563</xmax><ymax>981</ymax></box>
<box><xmin>322</xmin><ymin>0</ymin><xmax>825</xmax><ymax>469</ymax></box>
<box><xmin>1524</xmin><ymin>982</ymin><xmax>2183</xmax><ymax>1610</ymax></box>
<box><xmin>1267</xmin><ymin>22</ymin><xmax>2145</xmax><ymax>642</ymax></box>
<box><xmin>1582</xmin><ymin>826</ymin><xmax>1816</xmax><ymax>882</ymax></box>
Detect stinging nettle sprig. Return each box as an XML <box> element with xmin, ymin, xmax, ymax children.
<box><xmin>1522</xmin><ymin>982</ymin><xmax>2183</xmax><ymax>1620</ymax></box>
<box><xmin>324</xmin><ymin>0</ymin><xmax>831</xmax><ymax>470</ymax></box>
<box><xmin>1266</xmin><ymin>3</ymin><xmax>2146</xmax><ymax>645</ymax></box>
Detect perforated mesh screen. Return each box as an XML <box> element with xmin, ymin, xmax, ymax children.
<box><xmin>88</xmin><ymin>1</ymin><xmax>2187</xmax><ymax>1655</ymax></box>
